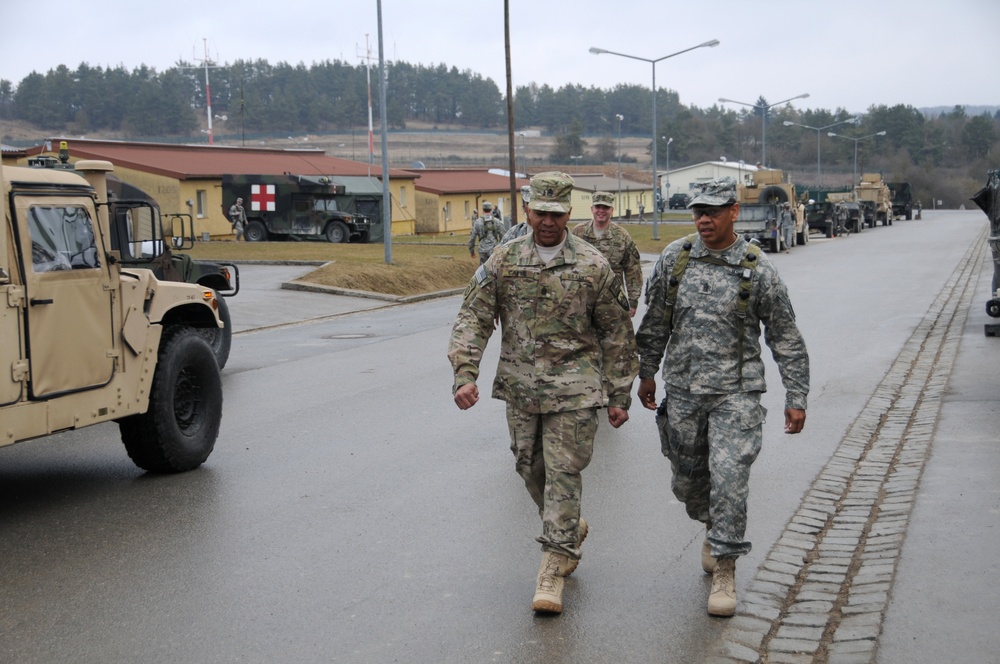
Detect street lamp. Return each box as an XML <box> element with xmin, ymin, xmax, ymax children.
<box><xmin>783</xmin><ymin>117</ymin><xmax>857</xmax><ymax>188</ymax></box>
<box><xmin>662</xmin><ymin>136</ymin><xmax>673</xmax><ymax>210</ymax></box>
<box><xmin>718</xmin><ymin>93</ymin><xmax>810</xmax><ymax>168</ymax></box>
<box><xmin>616</xmin><ymin>114</ymin><xmax>624</xmax><ymax>211</ymax></box>
<box><xmin>782</xmin><ymin>118</ymin><xmax>858</xmax><ymax>187</ymax></box>
<box><xmin>591</xmin><ymin>38</ymin><xmax>720</xmax><ymax>239</ymax></box>
<box><xmin>570</xmin><ymin>155</ymin><xmax>583</xmax><ymax>168</ymax></box>
<box><xmin>828</xmin><ymin>130</ymin><xmax>887</xmax><ymax>187</ymax></box>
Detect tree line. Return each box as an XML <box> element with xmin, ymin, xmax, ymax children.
<box><xmin>2</xmin><ymin>59</ymin><xmax>997</xmax><ymax>205</ymax></box>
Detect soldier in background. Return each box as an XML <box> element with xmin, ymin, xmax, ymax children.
<box><xmin>228</xmin><ymin>197</ymin><xmax>247</xmax><ymax>241</ymax></box>
<box><xmin>500</xmin><ymin>185</ymin><xmax>532</xmax><ymax>244</ymax></box>
<box><xmin>778</xmin><ymin>202</ymin><xmax>795</xmax><ymax>253</ymax></box>
<box><xmin>571</xmin><ymin>191</ymin><xmax>643</xmax><ymax>316</ymax></box>
<box><xmin>468</xmin><ymin>201</ymin><xmax>504</xmax><ymax>264</ymax></box>
<box><xmin>448</xmin><ymin>172</ymin><xmax>638</xmax><ymax>615</ymax></box>
<box><xmin>635</xmin><ymin>176</ymin><xmax>809</xmax><ymax>618</ymax></box>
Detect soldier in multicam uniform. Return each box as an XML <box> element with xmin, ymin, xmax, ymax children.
<box><xmin>500</xmin><ymin>185</ymin><xmax>532</xmax><ymax>245</ymax></box>
<box><xmin>571</xmin><ymin>191</ymin><xmax>643</xmax><ymax>317</ymax></box>
<box><xmin>634</xmin><ymin>176</ymin><xmax>810</xmax><ymax>618</ymax></box>
<box><xmin>448</xmin><ymin>172</ymin><xmax>638</xmax><ymax>615</ymax></box>
<box><xmin>468</xmin><ymin>201</ymin><xmax>504</xmax><ymax>264</ymax></box>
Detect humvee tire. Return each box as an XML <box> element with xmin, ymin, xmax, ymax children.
<box><xmin>245</xmin><ymin>221</ymin><xmax>268</xmax><ymax>242</ymax></box>
<box><xmin>119</xmin><ymin>327</ymin><xmax>223</xmax><ymax>472</ymax></box>
<box><xmin>325</xmin><ymin>220</ymin><xmax>349</xmax><ymax>243</ymax></box>
<box><xmin>197</xmin><ymin>293</ymin><xmax>232</xmax><ymax>369</ymax></box>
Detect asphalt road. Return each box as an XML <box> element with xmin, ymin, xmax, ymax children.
<box><xmin>0</xmin><ymin>211</ymin><xmax>997</xmax><ymax>663</ymax></box>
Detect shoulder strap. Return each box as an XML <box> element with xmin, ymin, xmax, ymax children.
<box><xmin>662</xmin><ymin>234</ymin><xmax>761</xmax><ymax>385</ymax></box>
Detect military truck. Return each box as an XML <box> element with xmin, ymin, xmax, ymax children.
<box><xmin>856</xmin><ymin>173</ymin><xmax>893</xmax><ymax>226</ymax></box>
<box><xmin>888</xmin><ymin>181</ymin><xmax>914</xmax><ymax>220</ymax></box>
<box><xmin>735</xmin><ymin>202</ymin><xmax>781</xmax><ymax>252</ymax></box>
<box><xmin>737</xmin><ymin>169</ymin><xmax>807</xmax><ymax>246</ymax></box>
<box><xmin>827</xmin><ymin>191</ymin><xmax>865</xmax><ymax>234</ymax></box>
<box><xmin>1</xmin><ymin>161</ymin><xmax>224</xmax><ymax>472</ymax></box>
<box><xmin>28</xmin><ymin>145</ymin><xmax>239</xmax><ymax>368</ymax></box>
<box><xmin>222</xmin><ymin>174</ymin><xmax>373</xmax><ymax>243</ymax></box>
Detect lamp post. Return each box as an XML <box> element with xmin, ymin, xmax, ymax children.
<box><xmin>590</xmin><ymin>39</ymin><xmax>720</xmax><ymax>239</ymax></box>
<box><xmin>783</xmin><ymin>117</ymin><xmax>857</xmax><ymax>188</ymax></box>
<box><xmin>570</xmin><ymin>155</ymin><xmax>583</xmax><ymax>169</ymax></box>
<box><xmin>616</xmin><ymin>114</ymin><xmax>624</xmax><ymax>211</ymax></box>
<box><xmin>662</xmin><ymin>136</ymin><xmax>673</xmax><ymax>211</ymax></box>
<box><xmin>718</xmin><ymin>93</ymin><xmax>810</xmax><ymax>168</ymax></box>
<box><xmin>828</xmin><ymin>130</ymin><xmax>887</xmax><ymax>187</ymax></box>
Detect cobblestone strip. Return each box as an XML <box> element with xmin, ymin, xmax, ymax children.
<box><xmin>706</xmin><ymin>228</ymin><xmax>988</xmax><ymax>664</ymax></box>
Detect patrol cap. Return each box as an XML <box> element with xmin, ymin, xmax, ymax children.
<box><xmin>520</xmin><ymin>185</ymin><xmax>531</xmax><ymax>203</ymax></box>
<box><xmin>592</xmin><ymin>191</ymin><xmax>615</xmax><ymax>207</ymax></box>
<box><xmin>528</xmin><ymin>171</ymin><xmax>574</xmax><ymax>213</ymax></box>
<box><xmin>482</xmin><ymin>201</ymin><xmax>493</xmax><ymax>211</ymax></box>
<box><xmin>688</xmin><ymin>176</ymin><xmax>737</xmax><ymax>208</ymax></box>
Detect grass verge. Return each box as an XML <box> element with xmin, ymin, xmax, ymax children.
<box><xmin>185</xmin><ymin>221</ymin><xmax>696</xmax><ymax>297</ymax></box>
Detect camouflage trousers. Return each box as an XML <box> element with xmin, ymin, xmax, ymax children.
<box><xmin>506</xmin><ymin>405</ymin><xmax>597</xmax><ymax>560</ymax></box>
<box><xmin>656</xmin><ymin>389</ymin><xmax>766</xmax><ymax>559</ymax></box>
<box><xmin>478</xmin><ymin>249</ymin><xmax>493</xmax><ymax>265</ymax></box>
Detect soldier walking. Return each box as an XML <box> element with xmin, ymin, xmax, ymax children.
<box><xmin>635</xmin><ymin>176</ymin><xmax>810</xmax><ymax>617</ymax></box>
<box><xmin>448</xmin><ymin>172</ymin><xmax>638</xmax><ymax>615</ymax></box>
<box><xmin>228</xmin><ymin>197</ymin><xmax>247</xmax><ymax>241</ymax></box>
<box><xmin>468</xmin><ymin>201</ymin><xmax>504</xmax><ymax>264</ymax></box>
<box><xmin>571</xmin><ymin>191</ymin><xmax>643</xmax><ymax>317</ymax></box>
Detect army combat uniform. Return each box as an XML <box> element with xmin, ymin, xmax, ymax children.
<box><xmin>448</xmin><ymin>231</ymin><xmax>637</xmax><ymax>561</ymax></box>
<box><xmin>571</xmin><ymin>219</ymin><xmax>643</xmax><ymax>310</ymax></box>
<box><xmin>636</xmin><ymin>233</ymin><xmax>809</xmax><ymax>560</ymax></box>
<box><xmin>468</xmin><ymin>214</ymin><xmax>504</xmax><ymax>264</ymax></box>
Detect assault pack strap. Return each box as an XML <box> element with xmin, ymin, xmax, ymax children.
<box><xmin>662</xmin><ymin>233</ymin><xmax>761</xmax><ymax>384</ymax></box>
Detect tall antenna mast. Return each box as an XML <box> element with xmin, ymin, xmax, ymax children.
<box><xmin>358</xmin><ymin>35</ymin><xmax>377</xmax><ymax>172</ymax></box>
<box><xmin>179</xmin><ymin>39</ymin><xmax>223</xmax><ymax>144</ymax></box>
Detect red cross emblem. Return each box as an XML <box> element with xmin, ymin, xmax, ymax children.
<box><xmin>251</xmin><ymin>184</ymin><xmax>276</xmax><ymax>212</ymax></box>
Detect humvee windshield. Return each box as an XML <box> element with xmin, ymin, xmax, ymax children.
<box><xmin>28</xmin><ymin>205</ymin><xmax>100</xmax><ymax>272</ymax></box>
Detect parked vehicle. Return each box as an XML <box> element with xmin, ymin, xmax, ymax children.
<box><xmin>669</xmin><ymin>193</ymin><xmax>692</xmax><ymax>209</ymax></box>
<box><xmin>735</xmin><ymin>202</ymin><xmax>782</xmax><ymax>252</ymax></box>
<box><xmin>1</xmin><ymin>160</ymin><xmax>223</xmax><ymax>472</ymax></box>
<box><xmin>856</xmin><ymin>173</ymin><xmax>893</xmax><ymax>226</ymax></box>
<box><xmin>888</xmin><ymin>182</ymin><xmax>914</xmax><ymax>220</ymax></box>
<box><xmin>222</xmin><ymin>174</ymin><xmax>373</xmax><ymax>243</ymax></box>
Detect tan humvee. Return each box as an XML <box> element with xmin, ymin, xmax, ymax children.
<box><xmin>1</xmin><ymin>160</ymin><xmax>224</xmax><ymax>472</ymax></box>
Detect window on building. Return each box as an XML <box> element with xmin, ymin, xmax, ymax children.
<box><xmin>444</xmin><ymin>202</ymin><xmax>451</xmax><ymax>222</ymax></box>
<box><xmin>196</xmin><ymin>190</ymin><xmax>207</xmax><ymax>218</ymax></box>
<box><xmin>464</xmin><ymin>201</ymin><xmax>470</xmax><ymax>219</ymax></box>
<box><xmin>398</xmin><ymin>186</ymin><xmax>407</xmax><ymax>208</ymax></box>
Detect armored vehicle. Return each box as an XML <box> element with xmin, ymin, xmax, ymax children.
<box><xmin>28</xmin><ymin>144</ymin><xmax>239</xmax><ymax>368</ymax></box>
<box><xmin>222</xmin><ymin>174</ymin><xmax>373</xmax><ymax>243</ymax></box>
<box><xmin>1</xmin><ymin>161</ymin><xmax>224</xmax><ymax>472</ymax></box>
<box><xmin>888</xmin><ymin>181</ymin><xmax>914</xmax><ymax>220</ymax></box>
<box><xmin>737</xmin><ymin>169</ymin><xmax>807</xmax><ymax>246</ymax></box>
<box><xmin>735</xmin><ymin>202</ymin><xmax>781</xmax><ymax>252</ymax></box>
<box><xmin>856</xmin><ymin>173</ymin><xmax>893</xmax><ymax>226</ymax></box>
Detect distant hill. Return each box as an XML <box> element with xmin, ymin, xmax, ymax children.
<box><xmin>920</xmin><ymin>105</ymin><xmax>999</xmax><ymax>118</ymax></box>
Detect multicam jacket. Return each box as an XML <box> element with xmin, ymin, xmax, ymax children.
<box><xmin>448</xmin><ymin>232</ymin><xmax>638</xmax><ymax>414</ymax></box>
<box><xmin>636</xmin><ymin>234</ymin><xmax>809</xmax><ymax>410</ymax></box>
<box><xmin>468</xmin><ymin>215</ymin><xmax>504</xmax><ymax>256</ymax></box>
<box><xmin>571</xmin><ymin>220</ymin><xmax>643</xmax><ymax>309</ymax></box>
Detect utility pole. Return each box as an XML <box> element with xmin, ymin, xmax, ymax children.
<box><xmin>358</xmin><ymin>36</ymin><xmax>378</xmax><ymax>173</ymax></box>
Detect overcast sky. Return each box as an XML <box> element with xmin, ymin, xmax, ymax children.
<box><xmin>1</xmin><ymin>0</ymin><xmax>997</xmax><ymax>116</ymax></box>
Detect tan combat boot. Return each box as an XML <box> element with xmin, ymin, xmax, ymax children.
<box><xmin>560</xmin><ymin>518</ymin><xmax>588</xmax><ymax>577</ymax></box>
<box><xmin>701</xmin><ymin>524</ymin><xmax>716</xmax><ymax>574</ymax></box>
<box><xmin>707</xmin><ymin>557</ymin><xmax>737</xmax><ymax>617</ymax></box>
<box><xmin>532</xmin><ymin>551</ymin><xmax>567</xmax><ymax>613</ymax></box>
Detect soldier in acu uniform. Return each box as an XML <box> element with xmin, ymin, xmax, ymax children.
<box><xmin>635</xmin><ymin>176</ymin><xmax>810</xmax><ymax>618</ymax></box>
<box><xmin>571</xmin><ymin>191</ymin><xmax>643</xmax><ymax>317</ymax></box>
<box><xmin>448</xmin><ymin>172</ymin><xmax>638</xmax><ymax>615</ymax></box>
<box><xmin>468</xmin><ymin>201</ymin><xmax>504</xmax><ymax>264</ymax></box>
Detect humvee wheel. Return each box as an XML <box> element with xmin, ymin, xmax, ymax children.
<box><xmin>119</xmin><ymin>327</ymin><xmax>222</xmax><ymax>472</ymax></box>
<box><xmin>196</xmin><ymin>294</ymin><xmax>232</xmax><ymax>369</ymax></box>
<box><xmin>245</xmin><ymin>221</ymin><xmax>268</xmax><ymax>242</ymax></box>
<box><xmin>325</xmin><ymin>221</ymin><xmax>349</xmax><ymax>243</ymax></box>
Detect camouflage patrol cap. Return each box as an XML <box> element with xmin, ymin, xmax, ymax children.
<box><xmin>528</xmin><ymin>171</ymin><xmax>574</xmax><ymax>213</ymax></box>
<box><xmin>592</xmin><ymin>191</ymin><xmax>615</xmax><ymax>207</ymax></box>
<box><xmin>520</xmin><ymin>185</ymin><xmax>531</xmax><ymax>203</ymax></box>
<box><xmin>482</xmin><ymin>201</ymin><xmax>494</xmax><ymax>211</ymax></box>
<box><xmin>689</xmin><ymin>176</ymin><xmax>737</xmax><ymax>208</ymax></box>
